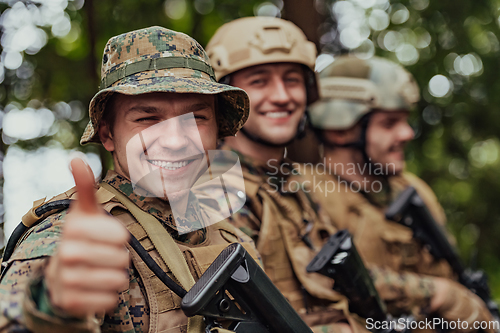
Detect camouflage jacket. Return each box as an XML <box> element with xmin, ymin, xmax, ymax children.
<box><xmin>215</xmin><ymin>145</ymin><xmax>368</xmax><ymax>333</ymax></box>
<box><xmin>295</xmin><ymin>166</ymin><xmax>494</xmax><ymax>327</ymax></box>
<box><xmin>0</xmin><ymin>170</ymin><xmax>256</xmax><ymax>333</ymax></box>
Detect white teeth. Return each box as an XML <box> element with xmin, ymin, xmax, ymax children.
<box><xmin>149</xmin><ymin>160</ymin><xmax>189</xmax><ymax>170</ymax></box>
<box><xmin>265</xmin><ymin>112</ymin><xmax>289</xmax><ymax>118</ymax></box>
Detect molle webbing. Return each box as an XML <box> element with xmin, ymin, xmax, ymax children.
<box><xmin>100</xmin><ymin>56</ymin><xmax>217</xmax><ymax>89</ymax></box>
<box><xmin>99</xmin><ymin>183</ymin><xmax>204</xmax><ymax>333</ymax></box>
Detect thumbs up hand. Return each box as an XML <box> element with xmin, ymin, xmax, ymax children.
<box><xmin>44</xmin><ymin>158</ymin><xmax>130</xmax><ymax>318</ymax></box>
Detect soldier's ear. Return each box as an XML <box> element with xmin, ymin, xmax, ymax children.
<box><xmin>99</xmin><ymin>121</ymin><xmax>115</xmax><ymax>152</ymax></box>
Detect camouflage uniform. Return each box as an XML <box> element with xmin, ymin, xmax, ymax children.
<box><xmin>0</xmin><ymin>26</ymin><xmax>257</xmax><ymax>333</ymax></box>
<box><xmin>0</xmin><ymin>171</ymin><xmax>257</xmax><ymax>333</ymax></box>
<box><xmin>217</xmin><ymin>144</ymin><xmax>367</xmax><ymax>333</ymax></box>
<box><xmin>297</xmin><ymin>167</ymin><xmax>451</xmax><ymax>317</ymax></box>
<box><xmin>204</xmin><ymin>17</ymin><xmax>369</xmax><ymax>333</ymax></box>
<box><xmin>304</xmin><ymin>55</ymin><xmax>494</xmax><ymax>332</ymax></box>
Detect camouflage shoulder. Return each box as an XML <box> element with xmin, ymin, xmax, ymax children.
<box><xmin>8</xmin><ymin>209</ymin><xmax>68</xmax><ymax>262</ymax></box>
<box><xmin>399</xmin><ymin>171</ymin><xmax>445</xmax><ymax>224</ymax></box>
<box><xmin>400</xmin><ymin>172</ymin><xmax>438</xmax><ymax>198</ymax></box>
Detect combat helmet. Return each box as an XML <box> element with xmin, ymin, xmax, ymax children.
<box><xmin>205</xmin><ymin>17</ymin><xmax>318</xmax><ymax>147</ymax></box>
<box><xmin>309</xmin><ymin>55</ymin><xmax>419</xmax><ymax>161</ymax></box>
<box><xmin>80</xmin><ymin>26</ymin><xmax>250</xmax><ymax>145</ymax></box>
<box><xmin>206</xmin><ymin>16</ymin><xmax>318</xmax><ymax>105</ymax></box>
<box><xmin>309</xmin><ymin>55</ymin><xmax>419</xmax><ymax>130</ymax></box>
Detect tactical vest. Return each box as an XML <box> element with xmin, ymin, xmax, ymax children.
<box><xmin>7</xmin><ymin>183</ymin><xmax>259</xmax><ymax>333</ymax></box>
<box><xmin>241</xmin><ymin>171</ymin><xmax>357</xmax><ymax>329</ymax></box>
<box><xmin>296</xmin><ymin>169</ymin><xmax>453</xmax><ymax>279</ymax></box>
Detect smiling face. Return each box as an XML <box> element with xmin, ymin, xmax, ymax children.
<box><xmin>99</xmin><ymin>92</ymin><xmax>217</xmax><ymax>201</ymax></box>
<box><xmin>230</xmin><ymin>63</ymin><xmax>307</xmax><ymax>145</ymax></box>
<box><xmin>365</xmin><ymin>110</ymin><xmax>414</xmax><ymax>175</ymax></box>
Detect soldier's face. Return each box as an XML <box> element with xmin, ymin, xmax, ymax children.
<box><xmin>365</xmin><ymin>110</ymin><xmax>414</xmax><ymax>175</ymax></box>
<box><xmin>99</xmin><ymin>92</ymin><xmax>217</xmax><ymax>201</ymax></box>
<box><xmin>230</xmin><ymin>63</ymin><xmax>307</xmax><ymax>145</ymax></box>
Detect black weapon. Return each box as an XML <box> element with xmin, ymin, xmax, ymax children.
<box><xmin>181</xmin><ymin>243</ymin><xmax>313</xmax><ymax>333</ymax></box>
<box><xmin>307</xmin><ymin>229</ymin><xmax>412</xmax><ymax>333</ymax></box>
<box><xmin>2</xmin><ymin>202</ymin><xmax>309</xmax><ymax>333</ymax></box>
<box><xmin>385</xmin><ymin>186</ymin><xmax>500</xmax><ymax>323</ymax></box>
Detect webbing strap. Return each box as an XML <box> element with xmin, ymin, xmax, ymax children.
<box><xmin>100</xmin><ymin>56</ymin><xmax>216</xmax><ymax>89</ymax></box>
<box><xmin>99</xmin><ymin>183</ymin><xmax>204</xmax><ymax>333</ymax></box>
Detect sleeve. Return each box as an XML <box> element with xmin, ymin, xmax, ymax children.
<box><xmin>370</xmin><ymin>266</ymin><xmax>494</xmax><ymax>333</ymax></box>
<box><xmin>0</xmin><ymin>213</ymin><xmax>100</xmax><ymax>333</ymax></box>
<box><xmin>0</xmin><ymin>258</ymin><xmax>100</xmax><ymax>333</ymax></box>
<box><xmin>369</xmin><ymin>265</ymin><xmax>434</xmax><ymax>318</ymax></box>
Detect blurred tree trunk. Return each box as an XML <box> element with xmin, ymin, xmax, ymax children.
<box><xmin>282</xmin><ymin>0</ymin><xmax>324</xmax><ymax>52</ymax></box>
<box><xmin>283</xmin><ymin>0</ymin><xmax>323</xmax><ymax>163</ymax></box>
<box><xmin>84</xmin><ymin>0</ymin><xmax>112</xmax><ymax>178</ymax></box>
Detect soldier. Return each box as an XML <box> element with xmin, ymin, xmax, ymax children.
<box><xmin>205</xmin><ymin>17</ymin><xmax>366</xmax><ymax>333</ymax></box>
<box><xmin>303</xmin><ymin>55</ymin><xmax>493</xmax><ymax>331</ymax></box>
<box><xmin>0</xmin><ymin>26</ymin><xmax>258</xmax><ymax>332</ymax></box>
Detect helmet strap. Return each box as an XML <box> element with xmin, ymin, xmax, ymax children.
<box><xmin>318</xmin><ymin>113</ymin><xmax>374</xmax><ymax>168</ymax></box>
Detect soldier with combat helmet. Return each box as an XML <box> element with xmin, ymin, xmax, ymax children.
<box><xmin>205</xmin><ymin>17</ymin><xmax>368</xmax><ymax>333</ymax></box>
<box><xmin>0</xmin><ymin>26</ymin><xmax>260</xmax><ymax>333</ymax></box>
<box><xmin>301</xmin><ymin>55</ymin><xmax>494</xmax><ymax>332</ymax></box>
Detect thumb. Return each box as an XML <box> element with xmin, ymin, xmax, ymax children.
<box><xmin>70</xmin><ymin>157</ymin><xmax>99</xmax><ymax>215</ymax></box>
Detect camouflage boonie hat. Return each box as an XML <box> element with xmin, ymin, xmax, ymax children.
<box><xmin>81</xmin><ymin>26</ymin><xmax>250</xmax><ymax>144</ymax></box>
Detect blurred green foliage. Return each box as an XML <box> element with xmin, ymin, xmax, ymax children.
<box><xmin>319</xmin><ymin>0</ymin><xmax>500</xmax><ymax>299</ymax></box>
<box><xmin>2</xmin><ymin>0</ymin><xmax>500</xmax><ymax>301</ymax></box>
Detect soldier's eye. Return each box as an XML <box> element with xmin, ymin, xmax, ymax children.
<box><xmin>136</xmin><ymin>117</ymin><xmax>157</xmax><ymax>122</ymax></box>
<box><xmin>285</xmin><ymin>76</ymin><xmax>301</xmax><ymax>83</ymax></box>
<box><xmin>382</xmin><ymin>120</ymin><xmax>397</xmax><ymax>128</ymax></box>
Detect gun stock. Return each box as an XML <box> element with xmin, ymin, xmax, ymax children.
<box><xmin>307</xmin><ymin>229</ymin><xmax>388</xmax><ymax>321</ymax></box>
<box><xmin>181</xmin><ymin>243</ymin><xmax>313</xmax><ymax>333</ymax></box>
<box><xmin>307</xmin><ymin>229</ymin><xmax>414</xmax><ymax>333</ymax></box>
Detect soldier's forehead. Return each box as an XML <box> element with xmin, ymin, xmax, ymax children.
<box><xmin>110</xmin><ymin>92</ymin><xmax>215</xmax><ymax>115</ymax></box>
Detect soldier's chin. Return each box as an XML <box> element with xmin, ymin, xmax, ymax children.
<box><xmin>132</xmin><ymin>171</ymin><xmax>191</xmax><ymax>199</ymax></box>
<box><xmin>165</xmin><ymin>189</ymin><xmax>190</xmax><ymax>204</ymax></box>
<box><xmin>386</xmin><ymin>161</ymin><xmax>405</xmax><ymax>176</ymax></box>
<box><xmin>260</xmin><ymin>130</ymin><xmax>296</xmax><ymax>146</ymax></box>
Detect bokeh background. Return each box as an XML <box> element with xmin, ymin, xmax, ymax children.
<box><xmin>1</xmin><ymin>0</ymin><xmax>500</xmax><ymax>300</ymax></box>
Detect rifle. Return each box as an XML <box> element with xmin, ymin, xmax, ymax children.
<box><xmin>307</xmin><ymin>229</ymin><xmax>412</xmax><ymax>333</ymax></box>
<box><xmin>181</xmin><ymin>243</ymin><xmax>313</xmax><ymax>333</ymax></box>
<box><xmin>385</xmin><ymin>186</ymin><xmax>500</xmax><ymax>323</ymax></box>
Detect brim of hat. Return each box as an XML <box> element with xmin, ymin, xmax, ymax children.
<box><xmin>81</xmin><ymin>75</ymin><xmax>249</xmax><ymax>145</ymax></box>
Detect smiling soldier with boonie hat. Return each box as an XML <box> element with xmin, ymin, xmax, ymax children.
<box><xmin>81</xmin><ymin>25</ymin><xmax>249</xmax><ymax>145</ymax></box>
<box><xmin>0</xmin><ymin>26</ymin><xmax>260</xmax><ymax>333</ymax></box>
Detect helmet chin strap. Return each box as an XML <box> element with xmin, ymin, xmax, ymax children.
<box><xmin>239</xmin><ymin>112</ymin><xmax>308</xmax><ymax>148</ymax></box>
<box><xmin>319</xmin><ymin>113</ymin><xmax>380</xmax><ymax>174</ymax></box>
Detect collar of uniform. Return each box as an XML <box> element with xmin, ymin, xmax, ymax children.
<box><xmin>217</xmin><ymin>143</ymin><xmax>305</xmax><ymax>195</ymax></box>
<box><xmin>218</xmin><ymin>143</ymin><xmax>297</xmax><ymax>178</ymax></box>
<box><xmin>102</xmin><ymin>170</ymin><xmax>207</xmax><ymax>244</ymax></box>
<box><xmin>361</xmin><ymin>173</ymin><xmax>415</xmax><ymax>207</ymax></box>
<box><xmin>353</xmin><ymin>176</ymin><xmax>393</xmax><ymax>207</ymax></box>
